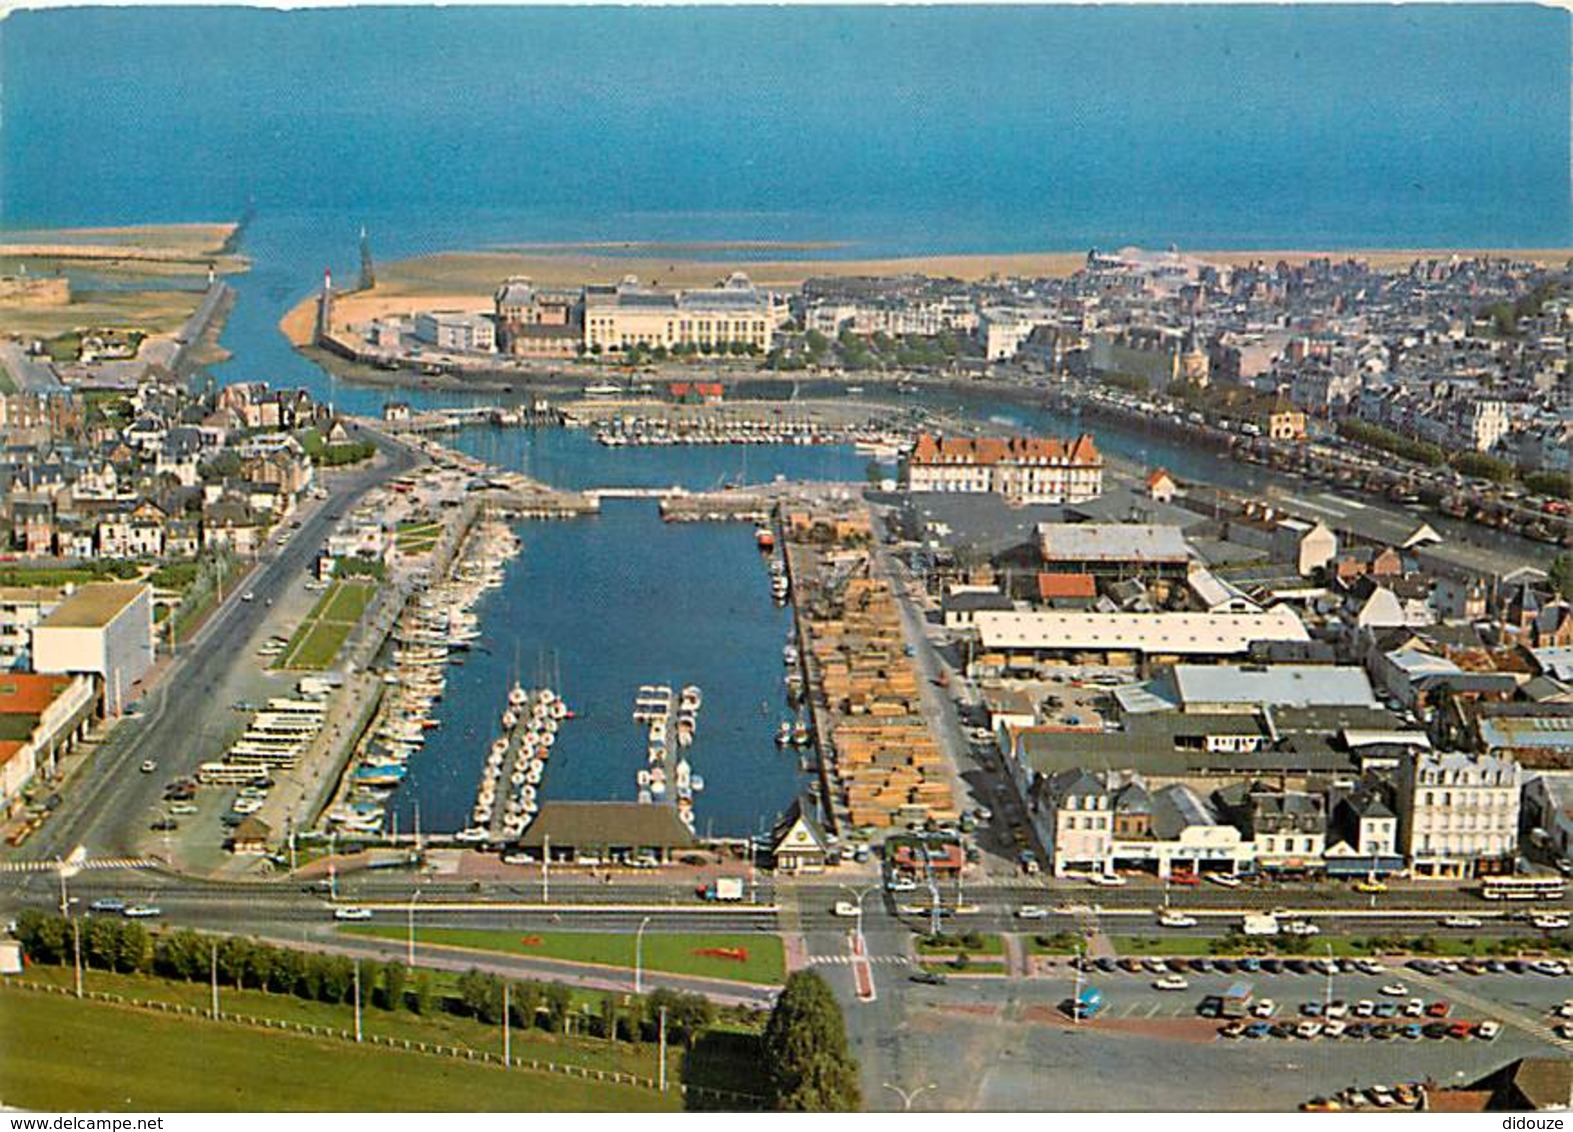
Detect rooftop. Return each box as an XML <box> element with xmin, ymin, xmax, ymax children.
<box><xmin>910</xmin><ymin>432</ymin><xmax>1102</xmax><ymax>467</ymax></box>
<box><xmin>1037</xmin><ymin>523</ymin><xmax>1192</xmax><ymax>564</ymax></box>
<box><xmin>976</xmin><ymin>606</ymin><xmax>1309</xmax><ymax>655</ymax></box>
<box><xmin>37</xmin><ymin>582</ymin><xmax>147</xmax><ymax>630</ymax></box>
<box><xmin>515</xmin><ymin>802</ymin><xmax>697</xmax><ymax>850</ymax></box>
<box><xmin>1170</xmin><ymin>663</ymin><xmax>1376</xmax><ymax>710</ymax></box>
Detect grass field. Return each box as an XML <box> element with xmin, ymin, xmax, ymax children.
<box><xmin>396</xmin><ymin>520</ymin><xmax>443</xmax><ymax>555</ymax></box>
<box><xmin>19</xmin><ymin>966</ymin><xmax>673</xmax><ymax>1076</ymax></box>
<box><xmin>0</xmin><ymin>989</ymin><xmax>674</xmax><ymax>1112</ymax></box>
<box><xmin>916</xmin><ymin>933</ymin><xmax>1005</xmax><ymax>956</ymax></box>
<box><xmin>344</xmin><ymin>927</ymin><xmax>786</xmax><ymax>985</ymax></box>
<box><xmin>275</xmin><ymin>578</ymin><xmax>376</xmax><ymax>670</ymax></box>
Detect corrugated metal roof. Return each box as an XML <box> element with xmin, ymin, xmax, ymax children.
<box><xmin>1171</xmin><ymin>664</ymin><xmax>1374</xmax><ymax>709</ymax></box>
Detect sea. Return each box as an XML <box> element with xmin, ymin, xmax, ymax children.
<box><xmin>2</xmin><ymin>5</ymin><xmax>1568</xmax><ymax>833</ymax></box>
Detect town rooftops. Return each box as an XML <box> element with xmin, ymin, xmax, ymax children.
<box><xmin>1037</xmin><ymin>523</ymin><xmax>1191</xmax><ymax>564</ymax></box>
<box><xmin>1169</xmin><ymin>663</ymin><xmax>1376</xmax><ymax>710</ymax></box>
<box><xmin>909</xmin><ymin>433</ymin><xmax>1102</xmax><ymax>467</ymax></box>
<box><xmin>36</xmin><ymin>582</ymin><xmax>146</xmax><ymax>630</ymax></box>
<box><xmin>0</xmin><ymin>673</ymin><xmax>76</xmax><ymax>718</ymax></box>
<box><xmin>1036</xmin><ymin>572</ymin><xmax>1097</xmax><ymax>601</ymax></box>
<box><xmin>976</xmin><ymin>606</ymin><xmax>1309</xmax><ymax>656</ymax></box>
<box><xmin>515</xmin><ymin>801</ymin><xmax>696</xmax><ymax>850</ymax></box>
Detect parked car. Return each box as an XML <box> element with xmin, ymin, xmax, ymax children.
<box><xmin>1477</xmin><ymin>1020</ymin><xmax>1502</xmax><ymax>1041</ymax></box>
<box><xmin>89</xmin><ymin>898</ymin><xmax>126</xmax><ymax>913</ymax></box>
<box><xmin>121</xmin><ymin>905</ymin><xmax>161</xmax><ymax>919</ymax></box>
<box><xmin>333</xmin><ymin>907</ymin><xmax>374</xmax><ymax>921</ymax></box>
<box><xmin>910</xmin><ymin>969</ymin><xmax>947</xmax><ymax>986</ymax></box>
<box><xmin>1152</xmin><ymin>975</ymin><xmax>1189</xmax><ymax>991</ymax></box>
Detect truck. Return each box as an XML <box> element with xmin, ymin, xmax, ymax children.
<box><xmin>698</xmin><ymin>877</ymin><xmax>745</xmax><ymax>902</ymax></box>
<box><xmin>1241</xmin><ymin>912</ymin><xmax>1279</xmax><ymax>936</ymax></box>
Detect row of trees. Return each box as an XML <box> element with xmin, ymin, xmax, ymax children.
<box><xmin>13</xmin><ymin>913</ymin><xmax>717</xmax><ymax>1044</ymax></box>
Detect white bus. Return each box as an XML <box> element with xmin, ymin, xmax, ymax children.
<box><xmin>196</xmin><ymin>761</ymin><xmax>273</xmax><ymax>786</ymax></box>
<box><xmin>1482</xmin><ymin>876</ymin><xmax>1567</xmax><ymax>902</ymax></box>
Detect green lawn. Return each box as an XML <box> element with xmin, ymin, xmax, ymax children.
<box><xmin>1112</xmin><ymin>935</ymin><xmax>1219</xmax><ymax>956</ymax></box>
<box><xmin>275</xmin><ymin>579</ymin><xmax>376</xmax><ymax>670</ymax></box>
<box><xmin>916</xmin><ymin>933</ymin><xmax>1004</xmax><ymax>956</ymax></box>
<box><xmin>344</xmin><ymin>926</ymin><xmax>785</xmax><ymax>985</ymax></box>
<box><xmin>0</xmin><ymin>361</ymin><xmax>15</xmax><ymax>393</ymax></box>
<box><xmin>0</xmin><ymin>989</ymin><xmax>673</xmax><ymax>1112</ymax></box>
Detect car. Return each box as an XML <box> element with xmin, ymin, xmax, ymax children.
<box><xmin>1095</xmin><ymin>958</ymin><xmax>1119</xmax><ymax>973</ymax></box>
<box><xmin>241</xmin><ymin>591</ymin><xmax>255</xmax><ymax>602</ymax></box>
<box><xmin>1344</xmin><ymin>1022</ymin><xmax>1371</xmax><ymax>1041</ymax></box>
<box><xmin>1153</xmin><ymin>975</ymin><xmax>1189</xmax><ymax>991</ymax></box>
<box><xmin>1239</xmin><ymin>957</ymin><xmax>1262</xmax><ymax>973</ymax></box>
<box><xmin>1374</xmin><ymin>1002</ymin><xmax>1400</xmax><ymax>1019</ymax></box>
<box><xmin>1251</xmin><ymin>999</ymin><xmax>1277</xmax><ymax>1018</ymax></box>
<box><xmin>89</xmin><ymin>898</ymin><xmax>126</xmax><ymax>912</ymax></box>
<box><xmin>1169</xmin><ymin>872</ymin><xmax>1201</xmax><ymax>887</ymax></box>
<box><xmin>1188</xmin><ymin>958</ymin><xmax>1213</xmax><ymax>973</ymax></box>
<box><xmin>1357</xmin><ymin>1000</ymin><xmax>1379</xmax><ymax>1019</ymax></box>
<box><xmin>1243</xmin><ymin>1022</ymin><xmax>1272</xmax><ymax>1039</ymax></box>
<box><xmin>1380</xmin><ymin>982</ymin><xmax>1409</xmax><ymax>997</ymax></box>
<box><xmin>1354</xmin><ymin>879</ymin><xmax>1388</xmax><ymax>893</ymax></box>
<box><xmin>1219</xmin><ymin>1021</ymin><xmax>1247</xmax><ymax>1039</ymax></box>
<box><xmin>1300</xmin><ymin>1001</ymin><xmax>1324</xmax><ymax>1017</ymax></box>
<box><xmin>1533</xmin><ymin>915</ymin><xmax>1572</xmax><ymax>932</ymax></box>
<box><xmin>1441</xmin><ymin>915</ymin><xmax>1484</xmax><ymax>928</ymax></box>
<box><xmin>1369</xmin><ymin>1023</ymin><xmax>1395</xmax><ymax>1040</ymax></box>
<box><xmin>1485</xmin><ymin>959</ymin><xmax>1508</xmax><ymax>974</ymax></box>
<box><xmin>1165</xmin><ymin>958</ymin><xmax>1190</xmax><ymax>973</ymax></box>
<box><xmin>1325</xmin><ymin>1001</ymin><xmax>1350</xmax><ymax>1019</ymax></box>
<box><xmin>1448</xmin><ymin>1020</ymin><xmax>1475</xmax><ymax>1039</ymax></box>
<box><xmin>1368</xmin><ymin>1086</ymin><xmax>1396</xmax><ymax>1108</ymax></box>
<box><xmin>1284</xmin><ymin>960</ymin><xmax>1310</xmax><ymax>975</ymax></box>
<box><xmin>1260</xmin><ymin>958</ymin><xmax>1282</xmax><ymax>974</ymax></box>
<box><xmin>1213</xmin><ymin>958</ymin><xmax>1237</xmax><ymax>974</ymax></box>
<box><xmin>1426</xmin><ymin>1000</ymin><xmax>1451</xmax><ymax>1018</ymax></box>
<box><xmin>1534</xmin><ymin>960</ymin><xmax>1570</xmax><ymax>976</ymax></box>
<box><xmin>1158</xmin><ymin>912</ymin><xmax>1198</xmax><ymax>929</ymax></box>
<box><xmin>333</xmin><ymin>907</ymin><xmax>374</xmax><ymax>921</ymax></box>
<box><xmin>1016</xmin><ymin>905</ymin><xmax>1050</xmax><ymax>920</ymax></box>
<box><xmin>1206</xmin><ymin>874</ymin><xmax>1242</xmax><ymax>889</ymax></box>
<box><xmin>1477</xmin><ymin>1021</ymin><xmax>1502</xmax><ymax>1041</ymax></box>
<box><xmin>168</xmin><ymin>802</ymin><xmax>198</xmax><ymax>815</ymax></box>
<box><xmin>1409</xmin><ymin>959</ymin><xmax>1441</xmax><ymax>975</ymax></box>
<box><xmin>149</xmin><ymin>817</ymin><xmax>178</xmax><ymax>832</ymax></box>
<box><xmin>909</xmin><ymin>969</ymin><xmax>947</xmax><ymax>986</ymax></box>
<box><xmin>1355</xmin><ymin>959</ymin><xmax>1385</xmax><ymax>975</ymax></box>
<box><xmin>1281</xmin><ymin>920</ymin><xmax>1321</xmax><ymax>937</ymax></box>
<box><xmin>886</xmin><ymin>878</ymin><xmax>918</xmax><ymax>893</ymax></box>
<box><xmin>1087</xmin><ymin>873</ymin><xmax>1127</xmax><ymax>887</ymax></box>
<box><xmin>1322</xmin><ymin>1020</ymin><xmax>1347</xmax><ymax>1039</ymax></box>
<box><xmin>121</xmin><ymin>905</ymin><xmax>161</xmax><ymax>918</ymax></box>
<box><xmin>1394</xmin><ymin>1084</ymin><xmax>1420</xmax><ymax>1107</ymax></box>
<box><xmin>1400</xmin><ymin>1023</ymin><xmax>1424</xmax><ymax>1040</ymax></box>
<box><xmin>1294</xmin><ymin>1021</ymin><xmax>1323</xmax><ymax>1039</ymax></box>
<box><xmin>833</xmin><ymin>901</ymin><xmax>860</xmax><ymax>918</ymax></box>
<box><xmin>139</xmin><ymin>759</ymin><xmax>157</xmax><ymax>774</ymax></box>
<box><xmin>1424</xmin><ymin>1022</ymin><xmax>1451</xmax><ymax>1040</ymax></box>
<box><xmin>1555</xmin><ymin>1000</ymin><xmax>1573</xmax><ymax>1019</ymax></box>
<box><xmin>1402</xmin><ymin>998</ymin><xmax>1425</xmax><ymax>1018</ymax></box>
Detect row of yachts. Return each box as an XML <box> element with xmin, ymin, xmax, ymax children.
<box><xmin>458</xmin><ymin>682</ymin><xmax>570</xmax><ymax>843</ymax></box>
<box><xmin>633</xmin><ymin>683</ymin><xmax>704</xmax><ymax>832</ymax></box>
<box><xmin>325</xmin><ymin>519</ymin><xmax>521</xmax><ymax>837</ymax></box>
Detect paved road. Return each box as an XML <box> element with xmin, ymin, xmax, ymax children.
<box><xmin>7</xmin><ymin>429</ymin><xmax>416</xmax><ymax>871</ymax></box>
<box><xmin>0</xmin><ymin>340</ymin><xmax>65</xmax><ymax>393</ymax></box>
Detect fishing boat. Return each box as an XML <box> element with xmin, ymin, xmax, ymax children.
<box><xmin>776</xmin><ymin>721</ymin><xmax>794</xmax><ymax>746</ymax></box>
<box><xmin>754</xmin><ymin>525</ymin><xmax>776</xmax><ymax>551</ymax></box>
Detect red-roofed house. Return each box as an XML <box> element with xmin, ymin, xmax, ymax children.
<box><xmin>1035</xmin><ymin>572</ymin><xmax>1098</xmax><ymax>609</ymax></box>
<box><xmin>1146</xmin><ymin>468</ymin><xmax>1177</xmax><ymax>503</ymax></box>
<box><xmin>0</xmin><ymin>672</ymin><xmax>96</xmax><ymax>815</ymax></box>
<box><xmin>903</xmin><ymin>433</ymin><xmax>1104</xmax><ymax>504</ymax></box>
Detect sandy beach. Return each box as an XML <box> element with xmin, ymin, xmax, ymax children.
<box><xmin>281</xmin><ymin>244</ymin><xmax>1573</xmax><ymax>348</ymax></box>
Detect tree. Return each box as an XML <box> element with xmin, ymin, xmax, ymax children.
<box><xmin>409</xmin><ymin>970</ymin><xmax>434</xmax><ymax>1015</ymax></box>
<box><xmin>509</xmin><ymin>980</ymin><xmax>543</xmax><ymax>1030</ymax></box>
<box><xmin>457</xmin><ymin>968</ymin><xmax>504</xmax><ymax>1023</ymax></box>
<box><xmin>111</xmin><ymin>920</ymin><xmax>150</xmax><ymax>974</ymax></box>
<box><xmin>378</xmin><ymin>960</ymin><xmax>407</xmax><ymax>1011</ymax></box>
<box><xmin>15</xmin><ymin>910</ymin><xmax>66</xmax><ymax>965</ymax></box>
<box><xmin>761</xmin><ymin>971</ymin><xmax>861</xmax><ymax>1112</ymax></box>
<box><xmin>1552</xmin><ymin>555</ymin><xmax>1573</xmax><ymax>602</ymax></box>
<box><xmin>543</xmin><ymin>982</ymin><xmax>573</xmax><ymax>1033</ymax></box>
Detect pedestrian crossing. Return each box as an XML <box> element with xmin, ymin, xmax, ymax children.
<box><xmin>808</xmin><ymin>953</ymin><xmax>910</xmax><ymax>967</ymax></box>
<box><xmin>0</xmin><ymin>856</ymin><xmax>155</xmax><ymax>874</ymax></box>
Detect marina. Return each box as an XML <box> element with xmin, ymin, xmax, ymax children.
<box><xmin>631</xmin><ymin>682</ymin><xmax>704</xmax><ymax>833</ymax></box>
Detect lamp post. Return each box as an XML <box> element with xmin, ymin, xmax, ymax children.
<box><xmin>634</xmin><ymin>916</ymin><xmax>653</xmax><ymax>994</ymax></box>
<box><xmin>839</xmin><ymin>883</ymin><xmax>879</xmax><ymax>945</ymax></box>
<box><xmin>407</xmin><ymin>885</ymin><xmax>422</xmax><ymax>966</ymax></box>
<box><xmin>882</xmin><ymin>1081</ymin><xmax>936</xmax><ymax>1112</ymax></box>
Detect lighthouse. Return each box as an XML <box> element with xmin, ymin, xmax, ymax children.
<box><xmin>315</xmin><ymin>265</ymin><xmax>335</xmax><ymax>344</ymax></box>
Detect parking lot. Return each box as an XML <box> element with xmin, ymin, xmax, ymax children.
<box><xmin>836</xmin><ymin>931</ymin><xmax>1573</xmax><ymax>1111</ymax></box>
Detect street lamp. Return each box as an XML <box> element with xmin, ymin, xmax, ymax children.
<box><xmin>407</xmin><ymin>885</ymin><xmax>422</xmax><ymax>966</ymax></box>
<box><xmin>882</xmin><ymin>1081</ymin><xmax>936</xmax><ymax>1112</ymax></box>
<box><xmin>839</xmin><ymin>883</ymin><xmax>879</xmax><ymax>944</ymax></box>
<box><xmin>634</xmin><ymin>915</ymin><xmax>653</xmax><ymax>994</ymax></box>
